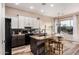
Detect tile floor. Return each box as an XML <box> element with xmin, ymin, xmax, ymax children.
<box><xmin>12</xmin><ymin>40</ymin><xmax>79</xmax><ymax>55</ymax></box>
<box><xmin>12</xmin><ymin>45</ymin><xmax>33</xmax><ymax>55</ymax></box>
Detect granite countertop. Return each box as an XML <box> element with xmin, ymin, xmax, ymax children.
<box><xmin>30</xmin><ymin>33</ymin><xmax>64</xmax><ymax>40</ymax></box>
<box><xmin>30</xmin><ymin>35</ymin><xmax>53</xmax><ymax>40</ymax></box>
<box><xmin>12</xmin><ymin>34</ymin><xmax>25</xmax><ymax>36</ymax></box>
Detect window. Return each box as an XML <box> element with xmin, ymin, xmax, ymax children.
<box><xmin>58</xmin><ymin>19</ymin><xmax>73</xmax><ymax>34</ymax></box>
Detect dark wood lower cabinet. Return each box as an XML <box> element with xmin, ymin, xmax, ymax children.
<box><xmin>12</xmin><ymin>34</ymin><xmax>25</xmax><ymax>48</ymax></box>
<box><xmin>12</xmin><ymin>33</ymin><xmax>32</xmax><ymax>48</ymax></box>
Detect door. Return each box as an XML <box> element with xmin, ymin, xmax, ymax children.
<box><xmin>5</xmin><ymin>18</ymin><xmax>11</xmax><ymax>55</ymax></box>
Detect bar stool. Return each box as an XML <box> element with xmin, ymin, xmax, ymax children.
<box><xmin>49</xmin><ymin>37</ymin><xmax>63</xmax><ymax>55</ymax></box>
<box><xmin>45</xmin><ymin>38</ymin><xmax>55</xmax><ymax>55</ymax></box>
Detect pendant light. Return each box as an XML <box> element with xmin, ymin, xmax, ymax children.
<box><xmin>37</xmin><ymin>17</ymin><xmax>40</xmax><ymax>34</ymax></box>
<box><xmin>17</xmin><ymin>14</ymin><xmax>20</xmax><ymax>34</ymax></box>
<box><xmin>57</xmin><ymin>12</ymin><xmax>61</xmax><ymax>34</ymax></box>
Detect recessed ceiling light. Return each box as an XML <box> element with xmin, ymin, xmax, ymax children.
<box><xmin>41</xmin><ymin>9</ymin><xmax>44</xmax><ymax>13</ymax></box>
<box><xmin>50</xmin><ymin>4</ymin><xmax>54</xmax><ymax>7</ymax></box>
<box><xmin>15</xmin><ymin>3</ymin><xmax>19</xmax><ymax>5</ymax></box>
<box><xmin>30</xmin><ymin>6</ymin><xmax>34</xmax><ymax>9</ymax></box>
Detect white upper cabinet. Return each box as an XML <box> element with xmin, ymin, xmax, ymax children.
<box><xmin>24</xmin><ymin>17</ymin><xmax>39</xmax><ymax>28</ymax></box>
<box><xmin>30</xmin><ymin>17</ymin><xmax>34</xmax><ymax>27</ymax></box>
<box><xmin>11</xmin><ymin>17</ymin><xmax>18</xmax><ymax>29</ymax></box>
<box><xmin>24</xmin><ymin>17</ymin><xmax>29</xmax><ymax>27</ymax></box>
<box><xmin>11</xmin><ymin>16</ymin><xmax>40</xmax><ymax>29</ymax></box>
<box><xmin>28</xmin><ymin>17</ymin><xmax>31</xmax><ymax>27</ymax></box>
<box><xmin>19</xmin><ymin>16</ymin><xmax>25</xmax><ymax>29</ymax></box>
<box><xmin>24</xmin><ymin>17</ymin><xmax>32</xmax><ymax>27</ymax></box>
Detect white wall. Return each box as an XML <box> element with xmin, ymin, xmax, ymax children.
<box><xmin>73</xmin><ymin>15</ymin><xmax>78</xmax><ymax>41</ymax></box>
<box><xmin>71</xmin><ymin>15</ymin><xmax>79</xmax><ymax>42</ymax></box>
<box><xmin>0</xmin><ymin>3</ymin><xmax>5</xmax><ymax>55</ymax></box>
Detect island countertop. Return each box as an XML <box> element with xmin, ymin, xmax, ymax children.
<box><xmin>30</xmin><ymin>35</ymin><xmax>53</xmax><ymax>40</ymax></box>
<box><xmin>30</xmin><ymin>34</ymin><xmax>64</xmax><ymax>40</ymax></box>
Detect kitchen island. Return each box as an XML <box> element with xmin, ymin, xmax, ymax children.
<box><xmin>30</xmin><ymin>34</ymin><xmax>64</xmax><ymax>55</ymax></box>
<box><xmin>30</xmin><ymin>35</ymin><xmax>52</xmax><ymax>55</ymax></box>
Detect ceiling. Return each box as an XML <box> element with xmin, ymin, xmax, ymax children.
<box><xmin>5</xmin><ymin>3</ymin><xmax>79</xmax><ymax>17</ymax></box>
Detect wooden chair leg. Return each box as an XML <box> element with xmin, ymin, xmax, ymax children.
<box><xmin>62</xmin><ymin>44</ymin><xmax>63</xmax><ymax>54</ymax></box>
<box><xmin>59</xmin><ymin>44</ymin><xmax>60</xmax><ymax>54</ymax></box>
